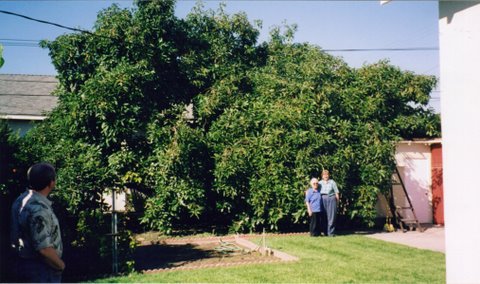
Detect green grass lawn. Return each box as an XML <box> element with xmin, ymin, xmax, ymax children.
<box><xmin>94</xmin><ymin>234</ymin><xmax>445</xmax><ymax>283</ymax></box>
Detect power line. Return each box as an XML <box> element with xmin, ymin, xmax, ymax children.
<box><xmin>0</xmin><ymin>39</ymin><xmax>40</xmax><ymax>47</ymax></box>
<box><xmin>0</xmin><ymin>9</ymin><xmax>439</xmax><ymax>52</ymax></box>
<box><xmin>0</xmin><ymin>39</ymin><xmax>40</xmax><ymax>42</ymax></box>
<box><xmin>0</xmin><ymin>79</ymin><xmax>57</xmax><ymax>83</ymax></box>
<box><xmin>1</xmin><ymin>38</ymin><xmax>438</xmax><ymax>52</ymax></box>
<box><xmin>324</xmin><ymin>47</ymin><xmax>438</xmax><ymax>52</ymax></box>
<box><xmin>1</xmin><ymin>44</ymin><xmax>39</xmax><ymax>47</ymax></box>
<box><xmin>0</xmin><ymin>0</ymin><xmax>136</xmax><ymax>2</ymax></box>
<box><xmin>0</xmin><ymin>9</ymin><xmax>95</xmax><ymax>35</ymax></box>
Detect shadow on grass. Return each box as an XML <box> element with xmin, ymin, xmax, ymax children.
<box><xmin>134</xmin><ymin>243</ymin><xmax>218</xmax><ymax>271</ymax></box>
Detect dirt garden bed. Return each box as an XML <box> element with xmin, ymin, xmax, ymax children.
<box><xmin>134</xmin><ymin>234</ymin><xmax>299</xmax><ymax>273</ymax></box>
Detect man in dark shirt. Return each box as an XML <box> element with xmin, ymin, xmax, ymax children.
<box><xmin>11</xmin><ymin>163</ymin><xmax>65</xmax><ymax>282</ymax></box>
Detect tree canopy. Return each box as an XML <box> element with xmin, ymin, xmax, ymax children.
<box><xmin>5</xmin><ymin>0</ymin><xmax>440</xmax><ymax>277</ymax></box>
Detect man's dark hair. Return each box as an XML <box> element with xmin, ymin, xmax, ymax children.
<box><xmin>27</xmin><ymin>163</ymin><xmax>56</xmax><ymax>191</ymax></box>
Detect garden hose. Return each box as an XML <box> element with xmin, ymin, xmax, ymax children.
<box><xmin>214</xmin><ymin>240</ymin><xmax>243</xmax><ymax>255</ymax></box>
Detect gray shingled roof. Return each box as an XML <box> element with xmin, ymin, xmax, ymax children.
<box><xmin>0</xmin><ymin>74</ymin><xmax>58</xmax><ymax>120</ymax></box>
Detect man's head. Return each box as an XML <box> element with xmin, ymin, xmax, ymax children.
<box><xmin>27</xmin><ymin>163</ymin><xmax>56</xmax><ymax>191</ymax></box>
<box><xmin>310</xmin><ymin>178</ymin><xmax>319</xmax><ymax>189</ymax></box>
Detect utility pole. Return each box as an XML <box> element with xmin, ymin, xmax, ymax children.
<box><xmin>111</xmin><ymin>189</ymin><xmax>118</xmax><ymax>274</ymax></box>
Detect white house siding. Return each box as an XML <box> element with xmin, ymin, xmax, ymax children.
<box><xmin>102</xmin><ymin>189</ymin><xmax>130</xmax><ymax>213</ymax></box>
<box><xmin>6</xmin><ymin>120</ymin><xmax>36</xmax><ymax>136</ymax></box>
<box><xmin>394</xmin><ymin>143</ymin><xmax>432</xmax><ymax>224</ymax></box>
<box><xmin>439</xmin><ymin>2</ymin><xmax>480</xmax><ymax>283</ymax></box>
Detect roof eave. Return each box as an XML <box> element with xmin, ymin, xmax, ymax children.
<box><xmin>397</xmin><ymin>138</ymin><xmax>442</xmax><ymax>145</ymax></box>
<box><xmin>0</xmin><ymin>114</ymin><xmax>46</xmax><ymax>121</ymax></box>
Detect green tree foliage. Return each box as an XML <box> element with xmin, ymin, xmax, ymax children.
<box><xmin>11</xmin><ymin>5</ymin><xmax>440</xmax><ymax>278</ymax></box>
<box><xmin>0</xmin><ymin>112</ymin><xmax>25</xmax><ymax>196</ymax></box>
<box><xmin>201</xmin><ymin>27</ymin><xmax>439</xmax><ymax>230</ymax></box>
<box><xmin>0</xmin><ymin>121</ymin><xmax>28</xmax><ymax>282</ymax></box>
<box><xmin>0</xmin><ymin>45</ymin><xmax>4</xmax><ymax>68</ymax></box>
<box><xmin>139</xmin><ymin>3</ymin><xmax>264</xmax><ymax>233</ymax></box>
<box><xmin>141</xmin><ymin>110</ymin><xmax>211</xmax><ymax>233</ymax></box>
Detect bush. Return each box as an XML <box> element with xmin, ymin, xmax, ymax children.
<box><xmin>0</xmin><ymin>121</ymin><xmax>28</xmax><ymax>282</ymax></box>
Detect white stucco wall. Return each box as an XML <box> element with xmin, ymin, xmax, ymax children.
<box><xmin>395</xmin><ymin>143</ymin><xmax>432</xmax><ymax>224</ymax></box>
<box><xmin>439</xmin><ymin>2</ymin><xmax>480</xmax><ymax>283</ymax></box>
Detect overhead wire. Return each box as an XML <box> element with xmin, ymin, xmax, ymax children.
<box><xmin>0</xmin><ymin>7</ymin><xmax>440</xmax><ymax>100</ymax></box>
<box><xmin>0</xmin><ymin>8</ymin><xmax>439</xmax><ymax>51</ymax></box>
<box><xmin>323</xmin><ymin>47</ymin><xmax>438</xmax><ymax>52</ymax></box>
<box><xmin>0</xmin><ymin>39</ymin><xmax>41</xmax><ymax>47</ymax></box>
<box><xmin>1</xmin><ymin>37</ymin><xmax>439</xmax><ymax>52</ymax></box>
<box><xmin>0</xmin><ymin>9</ymin><xmax>117</xmax><ymax>41</ymax></box>
<box><xmin>0</xmin><ymin>9</ymin><xmax>95</xmax><ymax>35</ymax></box>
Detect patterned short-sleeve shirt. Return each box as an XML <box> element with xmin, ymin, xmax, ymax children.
<box><xmin>11</xmin><ymin>190</ymin><xmax>63</xmax><ymax>259</ymax></box>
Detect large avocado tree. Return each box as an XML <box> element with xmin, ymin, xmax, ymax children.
<box><xmin>15</xmin><ymin>0</ymin><xmax>440</xmax><ymax>278</ymax></box>
<box><xmin>199</xmin><ymin>27</ymin><xmax>439</xmax><ymax>231</ymax></box>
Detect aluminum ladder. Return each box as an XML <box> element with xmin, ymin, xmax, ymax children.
<box><xmin>390</xmin><ymin>167</ymin><xmax>424</xmax><ymax>232</ymax></box>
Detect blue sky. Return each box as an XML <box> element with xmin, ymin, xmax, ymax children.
<box><xmin>0</xmin><ymin>0</ymin><xmax>440</xmax><ymax>110</ymax></box>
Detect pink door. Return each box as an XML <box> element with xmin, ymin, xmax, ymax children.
<box><xmin>431</xmin><ymin>144</ymin><xmax>444</xmax><ymax>225</ymax></box>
